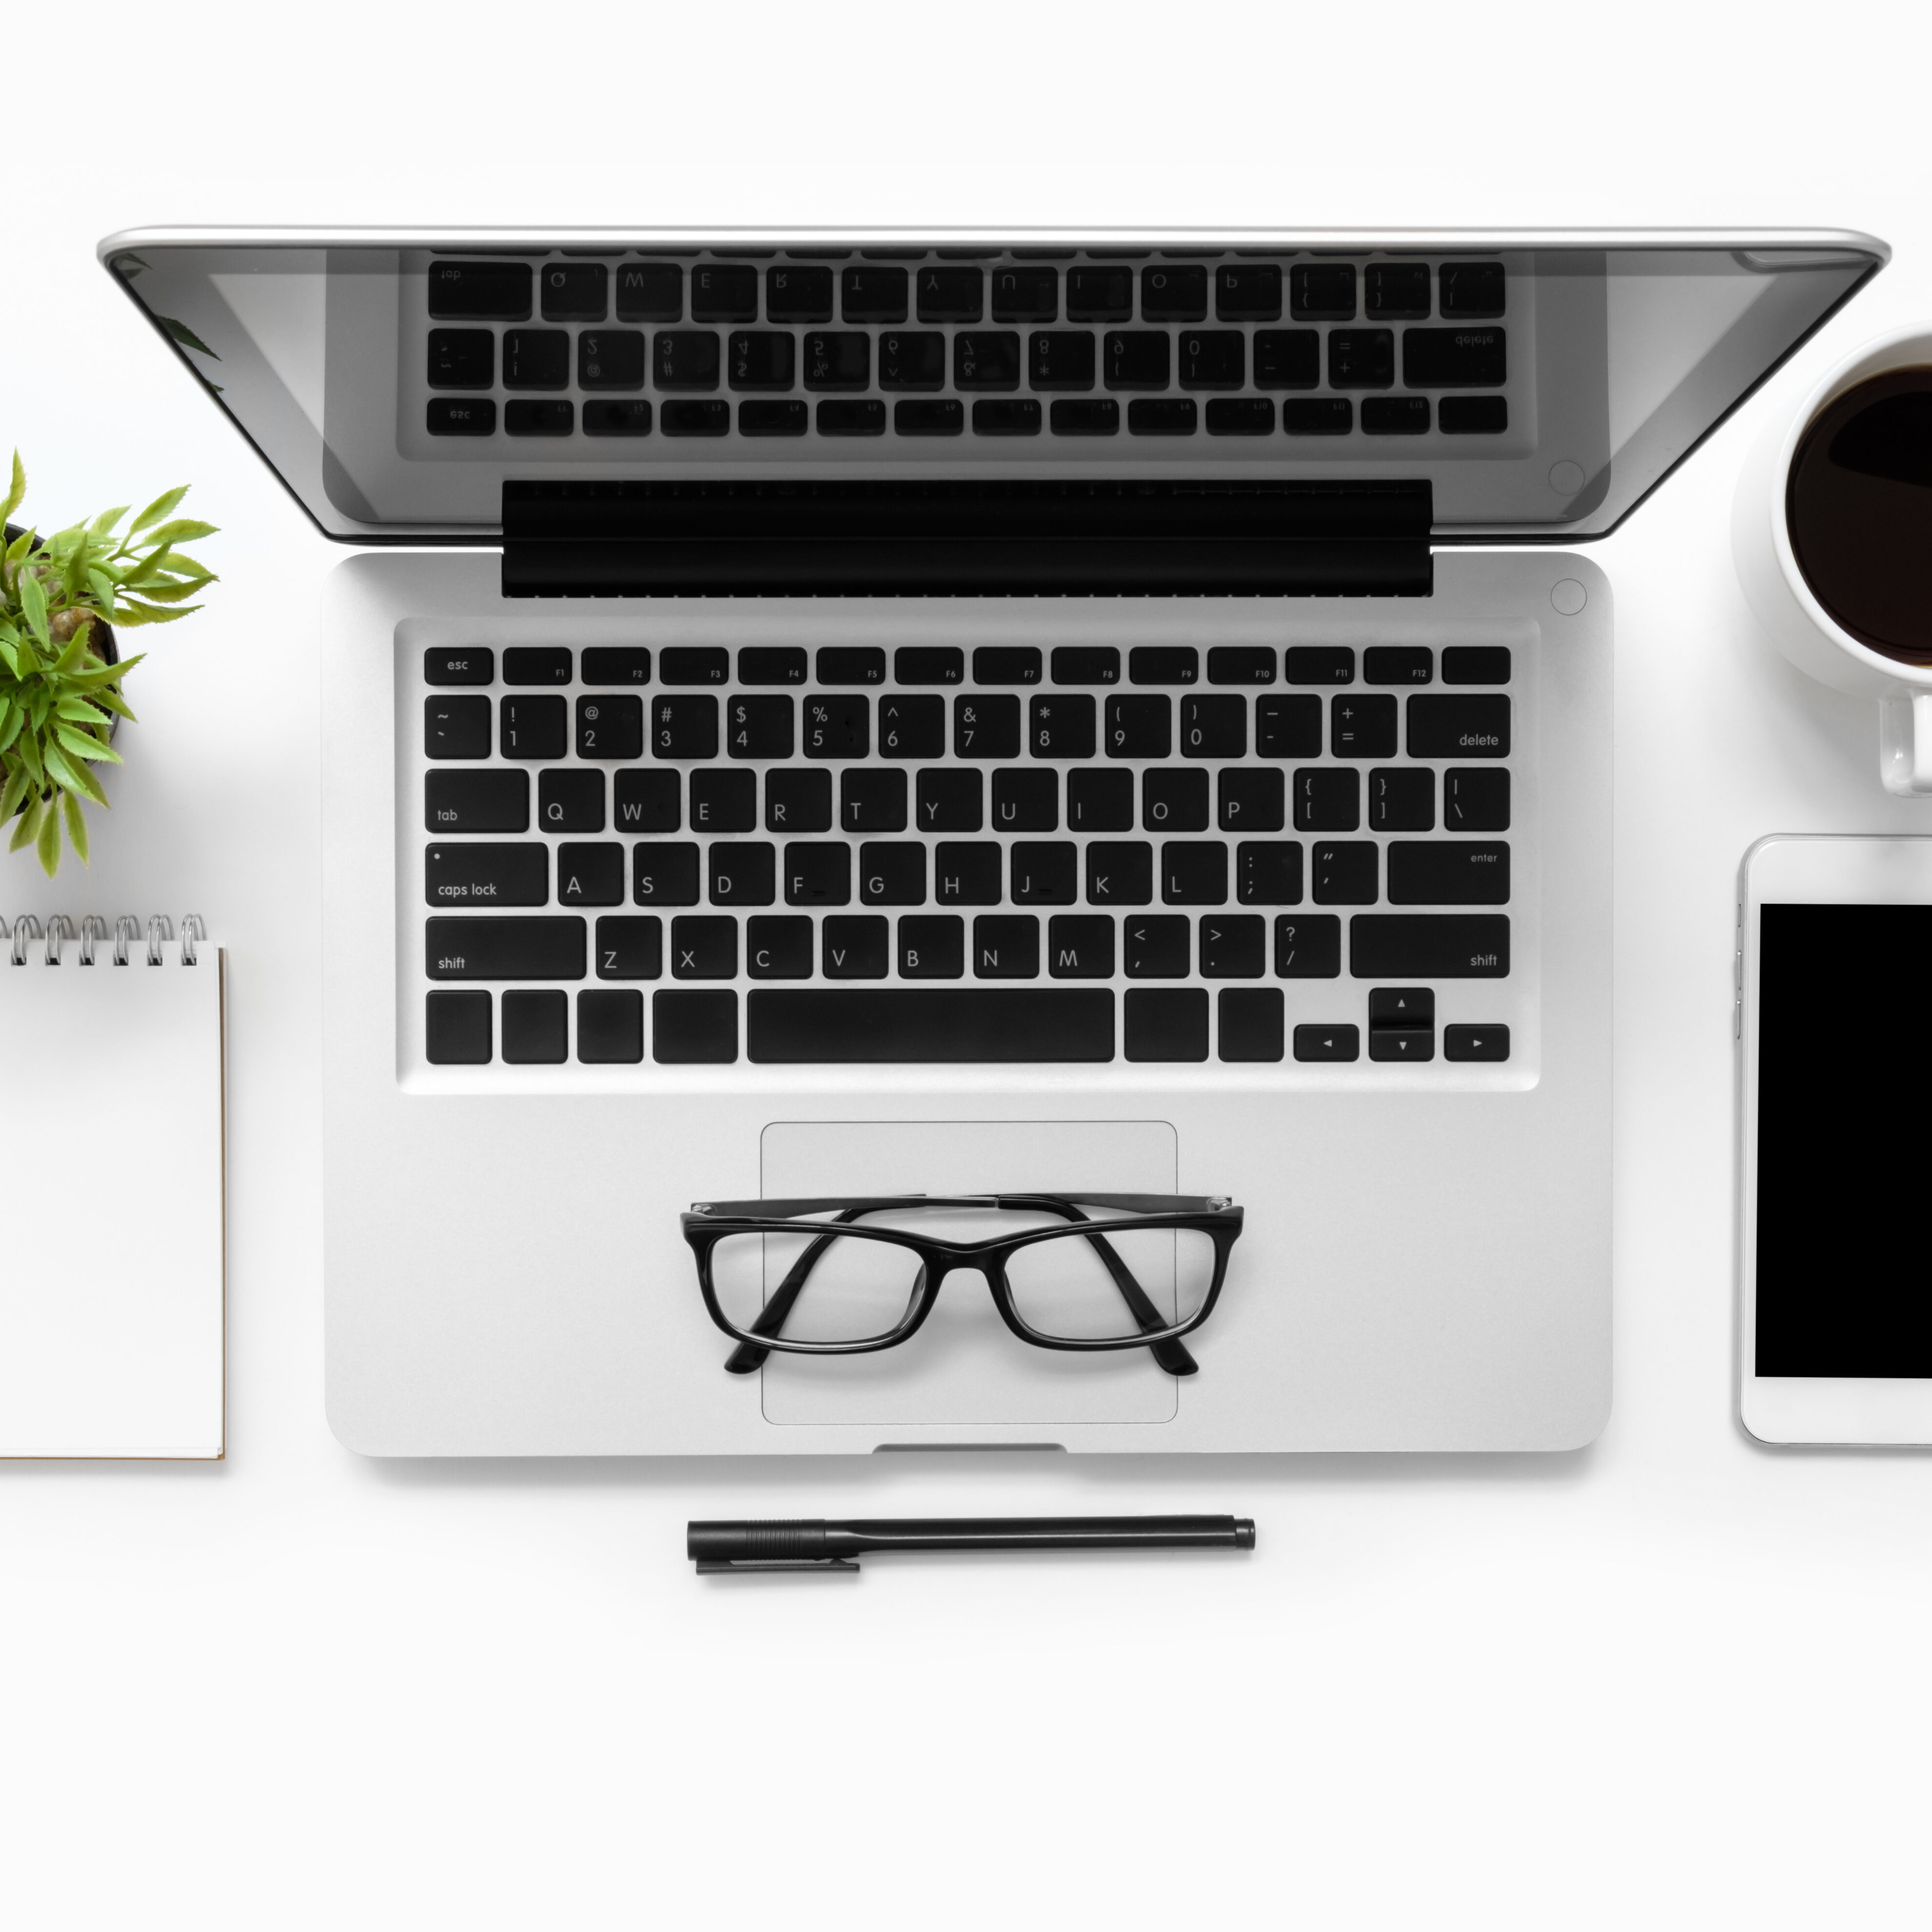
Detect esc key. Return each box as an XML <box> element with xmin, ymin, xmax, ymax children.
<box><xmin>425</xmin><ymin>647</ymin><xmax>495</xmax><ymax>687</ymax></box>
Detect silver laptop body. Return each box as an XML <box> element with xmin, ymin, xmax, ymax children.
<box><xmin>101</xmin><ymin>226</ymin><xmax>1886</xmax><ymax>1454</ymax></box>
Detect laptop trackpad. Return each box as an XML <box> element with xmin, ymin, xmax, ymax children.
<box><xmin>759</xmin><ymin>1120</ymin><xmax>1179</xmax><ymax>1428</ymax></box>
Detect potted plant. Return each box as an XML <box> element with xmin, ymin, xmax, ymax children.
<box><xmin>0</xmin><ymin>453</ymin><xmax>216</xmax><ymax>875</ymax></box>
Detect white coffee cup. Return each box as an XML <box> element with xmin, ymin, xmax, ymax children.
<box><xmin>1733</xmin><ymin>323</ymin><xmax>1932</xmax><ymax>796</ymax></box>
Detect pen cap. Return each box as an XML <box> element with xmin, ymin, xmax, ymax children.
<box><xmin>687</xmin><ymin>1519</ymin><xmax>828</xmax><ymax>1565</ymax></box>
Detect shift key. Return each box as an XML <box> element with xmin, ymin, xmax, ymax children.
<box><xmin>426</xmin><ymin>915</ymin><xmax>587</xmax><ymax>980</ymax></box>
<box><xmin>425</xmin><ymin>843</ymin><xmax>548</xmax><ymax>907</ymax></box>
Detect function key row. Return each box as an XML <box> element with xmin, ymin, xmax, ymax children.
<box><xmin>424</xmin><ymin>644</ymin><xmax>1513</xmax><ymax>689</ymax></box>
<box><xmin>428</xmin><ymin>259</ymin><xmax>1505</xmax><ymax>327</ymax></box>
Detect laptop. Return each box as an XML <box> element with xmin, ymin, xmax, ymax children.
<box><xmin>100</xmin><ymin>226</ymin><xmax>1886</xmax><ymax>1454</ymax></box>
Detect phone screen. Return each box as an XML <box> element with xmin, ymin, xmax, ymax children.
<box><xmin>1755</xmin><ymin>902</ymin><xmax>1932</xmax><ymax>1376</ymax></box>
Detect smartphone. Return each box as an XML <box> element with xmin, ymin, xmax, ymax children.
<box><xmin>1739</xmin><ymin>835</ymin><xmax>1932</xmax><ymax>1443</ymax></box>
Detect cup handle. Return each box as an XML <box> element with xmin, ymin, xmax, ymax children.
<box><xmin>1880</xmin><ymin>692</ymin><xmax>1932</xmax><ymax>796</ymax></box>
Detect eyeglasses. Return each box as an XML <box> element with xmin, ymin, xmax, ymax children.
<box><xmin>681</xmin><ymin>1194</ymin><xmax>1244</xmax><ymax>1377</ymax></box>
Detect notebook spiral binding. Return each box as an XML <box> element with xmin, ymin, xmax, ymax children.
<box><xmin>0</xmin><ymin>912</ymin><xmax>206</xmax><ymax>967</ymax></box>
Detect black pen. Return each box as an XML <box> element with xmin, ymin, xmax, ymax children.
<box><xmin>689</xmin><ymin>1514</ymin><xmax>1256</xmax><ymax>1572</ymax></box>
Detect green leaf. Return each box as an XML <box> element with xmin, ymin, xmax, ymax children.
<box><xmin>54</xmin><ymin>696</ymin><xmax>108</xmax><ymax>723</ymax></box>
<box><xmin>127</xmin><ymin>484</ymin><xmax>189</xmax><ymax>535</ymax></box>
<box><xmin>87</xmin><ymin>567</ymin><xmax>118</xmax><ymax>614</ymax></box>
<box><xmin>17</xmin><ymin>729</ymin><xmax>41</xmax><ymax>784</ymax></box>
<box><xmin>61</xmin><ymin>790</ymin><xmax>88</xmax><ymax>863</ymax></box>
<box><xmin>54</xmin><ymin>726</ymin><xmax>121</xmax><ymax>767</ymax></box>
<box><xmin>126</xmin><ymin>578</ymin><xmax>204</xmax><ymax>604</ymax></box>
<box><xmin>0</xmin><ymin>704</ymin><xmax>20</xmax><ymax>753</ymax></box>
<box><xmin>159</xmin><ymin>317</ymin><xmax>220</xmax><ymax>361</ymax></box>
<box><xmin>35</xmin><ymin>795</ymin><xmax>60</xmax><ymax>875</ymax></box>
<box><xmin>48</xmin><ymin>744</ymin><xmax>109</xmax><ymax>803</ymax></box>
<box><xmin>112</xmin><ymin>600</ymin><xmax>199</xmax><ymax>626</ymax></box>
<box><xmin>0</xmin><ymin>762</ymin><xmax>26</xmax><ymax>820</ymax></box>
<box><xmin>10</xmin><ymin>794</ymin><xmax>40</xmax><ymax>853</ymax></box>
<box><xmin>0</xmin><ymin>450</ymin><xmax>23</xmax><ymax>529</ymax></box>
<box><xmin>88</xmin><ymin>505</ymin><xmax>130</xmax><ymax>541</ymax></box>
<box><xmin>85</xmin><ymin>689</ymin><xmax>137</xmax><ymax>724</ymax></box>
<box><xmin>18</xmin><ymin>566</ymin><xmax>50</xmax><ymax>646</ymax></box>
<box><xmin>136</xmin><ymin>518</ymin><xmax>218</xmax><ymax>549</ymax></box>
<box><xmin>0</xmin><ymin>634</ymin><xmax>15</xmax><ymax>677</ymax></box>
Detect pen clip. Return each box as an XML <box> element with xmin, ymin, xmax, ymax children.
<box><xmin>695</xmin><ymin>1557</ymin><xmax>861</xmax><ymax>1574</ymax></box>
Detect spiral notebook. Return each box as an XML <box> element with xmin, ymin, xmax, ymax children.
<box><xmin>0</xmin><ymin>914</ymin><xmax>224</xmax><ymax>1459</ymax></box>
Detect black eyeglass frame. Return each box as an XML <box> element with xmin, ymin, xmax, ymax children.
<box><xmin>681</xmin><ymin>1193</ymin><xmax>1244</xmax><ymax>1377</ymax></box>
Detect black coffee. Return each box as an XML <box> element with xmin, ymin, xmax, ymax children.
<box><xmin>1787</xmin><ymin>366</ymin><xmax>1932</xmax><ymax>664</ymax></box>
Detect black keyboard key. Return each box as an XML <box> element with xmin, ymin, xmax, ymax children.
<box><xmin>1370</xmin><ymin>768</ymin><xmax>1434</xmax><ymax>832</ymax></box>
<box><xmin>841</xmin><ymin>766</ymin><xmax>906</xmax><ymax>830</ymax></box>
<box><xmin>766</xmin><ymin>768</ymin><xmax>833</xmax><ymax>833</ymax></box>
<box><xmin>1029</xmin><ymin>331</ymin><xmax>1096</xmax><ymax>391</ymax></box>
<box><xmin>1440</xmin><ymin>262</ymin><xmax>1505</xmax><ymax>318</ymax></box>
<box><xmin>1106</xmin><ymin>694</ymin><xmax>1171</xmax><ymax>758</ymax></box>
<box><xmin>504</xmin><ymin>400</ymin><xmax>573</xmax><ymax>437</ymax></box>
<box><xmin>584</xmin><ymin>400</ymin><xmax>653</xmax><ymax>437</ymax></box>
<box><xmin>1130</xmin><ymin>646</ymin><xmax>1198</xmax><ymax>686</ymax></box>
<box><xmin>1253</xmin><ymin>330</ymin><xmax>1319</xmax><ymax>389</ymax></box>
<box><xmin>1365</xmin><ymin>647</ymin><xmax>1433</xmax><ymax>686</ymax></box>
<box><xmin>575</xmin><ymin>328</ymin><xmax>645</xmax><ymax>388</ymax></box>
<box><xmin>878</xmin><ymin>332</ymin><xmax>946</xmax><ymax>390</ymax></box>
<box><xmin>955</xmin><ymin>332</ymin><xmax>1021</xmax><ymax>390</ymax></box>
<box><xmin>1350</xmin><ymin>915</ymin><xmax>1508</xmax><ymax>978</ymax></box>
<box><xmin>688</xmin><ymin>264</ymin><xmax>756</xmax><ymax>323</ymax></box>
<box><xmin>1313</xmin><ymin>841</ymin><xmax>1378</xmax><ymax>904</ymax></box>
<box><xmin>1141</xmin><ymin>264</ymin><xmax>1207</xmax><ymax>322</ymax></box>
<box><xmin>575</xmin><ymin>988</ymin><xmax>643</xmax><ymax>1063</ymax></box>
<box><xmin>1291</xmin><ymin>264</ymin><xmax>1356</xmax><ymax>321</ymax></box>
<box><xmin>804</xmin><ymin>332</ymin><xmax>871</xmax><ymax>390</ymax></box>
<box><xmin>504</xmin><ymin>647</ymin><xmax>572</xmax><ymax>685</ymax></box>
<box><xmin>1053</xmin><ymin>772</ymin><xmax>1125</xmax><ymax>837</ymax></box>
<box><xmin>690</xmin><ymin>769</ymin><xmax>757</xmax><ymax>832</ymax></box>
<box><xmin>654</xmin><ymin>331</ymin><xmax>721</xmax><ymax>389</ymax></box>
<box><xmin>539</xmin><ymin>769</ymin><xmax>604</xmax><ymax>833</ymax></box>
<box><xmin>427</xmin><ymin>768</ymin><xmax>527</xmax><ymax>833</ymax></box>
<box><xmin>1387</xmin><ymin>840</ymin><xmax>1509</xmax><ymax>905</ymax></box>
<box><xmin>1029</xmin><ymin>693</ymin><xmax>1096</xmax><ymax>758</ymax></box>
<box><xmin>581</xmin><ymin>646</ymin><xmax>652</xmax><ymax>686</ymax></box>
<box><xmin>726</xmin><ymin>695</ymin><xmax>795</xmax><ymax>759</ymax></box>
<box><xmin>709</xmin><ymin>842</ymin><xmax>776</xmax><ymax>907</ymax></box>
<box><xmin>428</xmin><ymin>328</ymin><xmax>493</xmax><ymax>389</ymax></box>
<box><xmin>671</xmin><ymin>915</ymin><xmax>737</xmax><ymax>978</ymax></box>
<box><xmin>500</xmin><ymin>695</ymin><xmax>567</xmax><ymax>760</ymax></box>
<box><xmin>784</xmin><ymin>841</ymin><xmax>852</xmax><ymax>906</ymax></box>
<box><xmin>1439</xmin><ymin>397</ymin><xmax>1508</xmax><ymax>434</ymax></box>
<box><xmin>734</xmin><ymin>645</ymin><xmax>803</xmax><ymax>691</ymax></box>
<box><xmin>1129</xmin><ymin>399</ymin><xmax>1196</xmax><ymax>436</ymax></box>
<box><xmin>424</xmin><ymin>841</ymin><xmax>546</xmax><ymax>908</ymax></box>
<box><xmin>917</xmin><ymin>767</ymin><xmax>983</xmax><ymax>832</ymax></box>
<box><xmin>1409</xmin><ymin>694</ymin><xmax>1509</xmax><ymax>759</ymax></box>
<box><xmin>974</xmin><ymin>915</ymin><xmax>1040</xmax><ymax>979</ymax></box>
<box><xmin>877</xmin><ymin>694</ymin><xmax>946</xmax><ymax>758</ymax></box>
<box><xmin>739</xmin><ymin>399</ymin><xmax>807</xmax><ymax>440</ymax></box>
<box><xmin>1125</xmin><ymin>986</ymin><xmax>1208</xmax><ymax>1062</ymax></box>
<box><xmin>1276</xmin><ymin>915</ymin><xmax>1342</xmax><ymax>978</ymax></box>
<box><xmin>916</xmin><ymin>266</ymin><xmax>983</xmax><ymax>322</ymax></box>
<box><xmin>1331</xmin><ymin>694</ymin><xmax>1398</xmax><ymax>759</ymax></box>
<box><xmin>748</xmin><ymin>915</ymin><xmax>813</xmax><ymax>979</ymax></box>
<box><xmin>558</xmin><ymin>842</ymin><xmax>627</xmax><ymax>907</ymax></box>
<box><xmin>1051</xmin><ymin>647</ymin><xmax>1120</xmax><ymax>685</ymax></box>
<box><xmin>1219</xmin><ymin>768</ymin><xmax>1285</xmax><ymax>832</ymax></box>
<box><xmin>653</xmin><ymin>989</ymin><xmax>738</xmax><ymax>1064</ymax></box>
<box><xmin>1124</xmin><ymin>913</ymin><xmax>1190</xmax><ymax>976</ymax></box>
<box><xmin>1143</xmin><ymin>767</ymin><xmax>1209</xmax><ymax>832</ymax></box>
<box><xmin>1180</xmin><ymin>330</ymin><xmax>1244</xmax><ymax>390</ymax></box>
<box><xmin>991</xmin><ymin>266</ymin><xmax>1058</xmax><ymax>323</ymax></box>
<box><xmin>954</xmin><ymin>693</ymin><xmax>1021</xmax><ymax>759</ymax></box>
<box><xmin>661</xmin><ymin>400</ymin><xmax>730</xmax><ymax>436</ymax></box>
<box><xmin>1161</xmin><ymin>842</ymin><xmax>1227</xmax><ymax>906</ymax></box>
<box><xmin>1403</xmin><ymin>327</ymin><xmax>1506</xmax><ymax>387</ymax></box>
<box><xmin>1208</xmin><ymin>399</ymin><xmax>1274</xmax><ymax>435</ymax></box>
<box><xmin>897</xmin><ymin>646</ymin><xmax>965</xmax><ymax>686</ymax></box>
<box><xmin>1283</xmin><ymin>399</ymin><xmax>1353</xmax><ymax>435</ymax></box>
<box><xmin>426</xmin><ymin>990</ymin><xmax>491</xmax><ymax>1064</ymax></box>
<box><xmin>1286</xmin><ymin>646</ymin><xmax>1356</xmax><ymax>686</ymax></box>
<box><xmin>817</xmin><ymin>399</ymin><xmax>886</xmax><ymax>436</ymax></box>
<box><xmin>1366</xmin><ymin>264</ymin><xmax>1431</xmax><ymax>320</ymax></box>
<box><xmin>843</xmin><ymin>265</ymin><xmax>909</xmax><ymax>323</ymax></box>
<box><xmin>596</xmin><ymin>916</ymin><xmax>663</xmax><ymax>980</ymax></box>
<box><xmin>1444</xmin><ymin>767</ymin><xmax>1510</xmax><ymax>832</ymax></box>
<box><xmin>859</xmin><ymin>842</ymin><xmax>927</xmax><ymax>906</ymax></box>
<box><xmin>1368</xmin><ymin>987</ymin><xmax>1434</xmax><ymax>1030</ymax></box>
<box><xmin>424</xmin><ymin>646</ymin><xmax>494</xmax><ymax>688</ymax></box>
<box><xmin>1295</xmin><ymin>767</ymin><xmax>1359</xmax><ymax>832</ymax></box>
<box><xmin>895</xmin><ymin>399</ymin><xmax>963</xmax><ymax>435</ymax></box>
<box><xmin>974</xmin><ymin>646</ymin><xmax>1043</xmax><ymax>685</ymax></box>
<box><xmin>993</xmin><ymin>768</ymin><xmax>1058</xmax><ymax>832</ymax></box>
<box><xmin>1255</xmin><ymin>693</ymin><xmax>1322</xmax><ymax>758</ymax></box>
<box><xmin>1051</xmin><ymin>400</ymin><xmax>1119</xmax><ymax>435</ymax></box>
<box><xmin>974</xmin><ymin>399</ymin><xmax>1040</xmax><ymax>436</ymax></box>
<box><xmin>575</xmin><ymin>693</ymin><xmax>644</xmax><ymax>760</ymax></box>
<box><xmin>934</xmin><ymin>842</ymin><xmax>1002</xmax><ymax>904</ymax></box>
<box><xmin>615</xmin><ymin>262</ymin><xmax>683</xmax><ymax>322</ymax></box>
<box><xmin>501</xmin><ymin>989</ymin><xmax>567</xmax><ymax>1063</ymax></box>
<box><xmin>1206</xmin><ymin>647</ymin><xmax>1276</xmax><ymax>687</ymax></box>
<box><xmin>1181</xmin><ymin>694</ymin><xmax>1246</xmax><ymax>758</ymax></box>
<box><xmin>1444</xmin><ymin>1023</ymin><xmax>1510</xmax><ymax>1062</ymax></box>
<box><xmin>540</xmin><ymin>263</ymin><xmax>606</xmax><ymax>322</ymax></box>
<box><xmin>502</xmin><ymin>329</ymin><xmax>569</xmax><ymax>390</ymax></box>
<box><xmin>1219</xmin><ymin>987</ymin><xmax>1284</xmax><ymax>1061</ymax></box>
<box><xmin>803</xmin><ymin>694</ymin><xmax>870</xmax><ymax>758</ymax></box>
<box><xmin>425</xmin><ymin>694</ymin><xmax>491</xmax><ymax>760</ymax></box>
<box><xmin>1442</xmin><ymin>647</ymin><xmax>1511</xmax><ymax>685</ymax></box>
<box><xmin>426</xmin><ymin>398</ymin><xmax>496</xmax><ymax>436</ymax></box>
<box><xmin>1363</xmin><ymin>397</ymin><xmax>1429</xmax><ymax>434</ymax></box>
<box><xmin>615</xmin><ymin>769</ymin><xmax>680</xmax><ymax>833</ymax></box>
<box><xmin>633</xmin><ymin>843</ymin><xmax>700</xmax><ymax>906</ymax></box>
<box><xmin>898</xmin><ymin>915</ymin><xmax>965</xmax><ymax>979</ymax></box>
<box><xmin>1012</xmin><ymin>842</ymin><xmax>1078</xmax><ymax>905</ymax></box>
<box><xmin>1293</xmin><ymin>1022</ymin><xmax>1358</xmax><ymax>1062</ymax></box>
<box><xmin>1199</xmin><ymin>913</ymin><xmax>1266</xmax><ymax>977</ymax></box>
<box><xmin>1105</xmin><ymin>331</ymin><xmax>1170</xmax><ymax>389</ymax></box>
<box><xmin>426</xmin><ymin>915</ymin><xmax>586</xmax><ymax>981</ymax></box>
<box><xmin>730</xmin><ymin>331</ymin><xmax>795</xmax><ymax>390</ymax></box>
<box><xmin>1086</xmin><ymin>840</ymin><xmax>1153</xmax><ymax>905</ymax></box>
<box><xmin>747</xmin><ymin>986</ymin><xmax>1113</xmax><ymax>1062</ymax></box>
<box><xmin>766</xmin><ymin>264</ymin><xmax>834</xmax><ymax>323</ymax></box>
<box><xmin>1215</xmin><ymin>264</ymin><xmax>1281</xmax><ymax>321</ymax></box>
<box><xmin>427</xmin><ymin>261</ymin><xmax>530</xmax><ymax>321</ymax></box>
<box><xmin>817</xmin><ymin>647</ymin><xmax>887</xmax><ymax>685</ymax></box>
<box><xmin>1066</xmin><ymin>267</ymin><xmax>1133</xmax><ymax>321</ymax></box>
<box><xmin>652</xmin><ymin>695</ymin><xmax>720</xmax><ymax>758</ymax></box>
<box><xmin>1236</xmin><ymin>840</ymin><xmax>1302</xmax><ymax>904</ymax></box>
<box><xmin>826</xmin><ymin>915</ymin><xmax>891</xmax><ymax>978</ymax></box>
<box><xmin>1329</xmin><ymin>329</ymin><xmax>1393</xmax><ymax>388</ymax></box>
<box><xmin>1047</xmin><ymin>915</ymin><xmax>1114</xmax><ymax>979</ymax></box>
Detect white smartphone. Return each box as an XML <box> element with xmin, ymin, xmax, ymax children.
<box><xmin>1738</xmin><ymin>835</ymin><xmax>1932</xmax><ymax>1444</ymax></box>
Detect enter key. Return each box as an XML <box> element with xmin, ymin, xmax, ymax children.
<box><xmin>1386</xmin><ymin>842</ymin><xmax>1510</xmax><ymax>905</ymax></box>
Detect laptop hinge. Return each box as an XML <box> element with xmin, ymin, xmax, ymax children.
<box><xmin>499</xmin><ymin>479</ymin><xmax>1433</xmax><ymax>597</ymax></box>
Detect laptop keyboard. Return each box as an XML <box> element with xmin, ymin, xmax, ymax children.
<box><xmin>418</xmin><ymin>634</ymin><xmax>1516</xmax><ymax>1067</ymax></box>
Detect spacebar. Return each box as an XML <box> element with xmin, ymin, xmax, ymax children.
<box><xmin>748</xmin><ymin>988</ymin><xmax>1116</xmax><ymax>1063</ymax></box>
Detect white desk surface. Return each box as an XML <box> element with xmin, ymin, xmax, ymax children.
<box><xmin>6</xmin><ymin>7</ymin><xmax>1931</xmax><ymax>1924</ymax></box>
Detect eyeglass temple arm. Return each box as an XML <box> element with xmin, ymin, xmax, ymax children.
<box><xmin>723</xmin><ymin>1207</ymin><xmax>871</xmax><ymax>1376</ymax></box>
